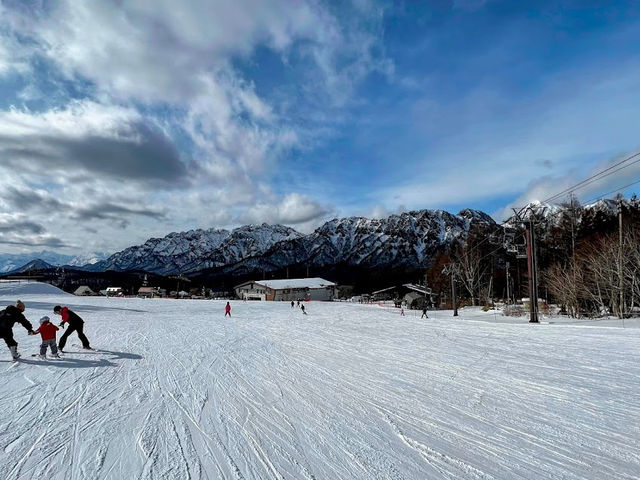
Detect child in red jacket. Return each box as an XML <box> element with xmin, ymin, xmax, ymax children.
<box><xmin>33</xmin><ymin>316</ymin><xmax>60</xmax><ymax>359</ymax></box>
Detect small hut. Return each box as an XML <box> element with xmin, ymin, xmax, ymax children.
<box><xmin>74</xmin><ymin>285</ymin><xmax>96</xmax><ymax>296</ymax></box>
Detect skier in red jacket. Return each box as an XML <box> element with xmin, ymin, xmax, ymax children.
<box><xmin>225</xmin><ymin>302</ymin><xmax>231</xmax><ymax>317</ymax></box>
<box><xmin>33</xmin><ymin>316</ymin><xmax>60</xmax><ymax>359</ymax></box>
<box><xmin>53</xmin><ymin>305</ymin><xmax>92</xmax><ymax>351</ymax></box>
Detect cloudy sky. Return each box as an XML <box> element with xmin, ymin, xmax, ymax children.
<box><xmin>1</xmin><ymin>0</ymin><xmax>639</xmax><ymax>255</ymax></box>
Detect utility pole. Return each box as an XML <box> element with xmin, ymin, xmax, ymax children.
<box><xmin>569</xmin><ymin>193</ymin><xmax>577</xmax><ymax>261</ymax></box>
<box><xmin>526</xmin><ymin>216</ymin><xmax>539</xmax><ymax>323</ymax></box>
<box><xmin>443</xmin><ymin>264</ymin><xmax>459</xmax><ymax>316</ymax></box>
<box><xmin>506</xmin><ymin>261</ymin><xmax>511</xmax><ymax>305</ymax></box>
<box><xmin>452</xmin><ymin>270</ymin><xmax>458</xmax><ymax>316</ymax></box>
<box><xmin>424</xmin><ymin>272</ymin><xmax>429</xmax><ymax>317</ymax></box>
<box><xmin>618</xmin><ymin>199</ymin><xmax>624</xmax><ymax>319</ymax></box>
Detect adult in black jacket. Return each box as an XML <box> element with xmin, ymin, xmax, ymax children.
<box><xmin>0</xmin><ymin>300</ymin><xmax>35</xmax><ymax>360</ymax></box>
<box><xmin>53</xmin><ymin>305</ymin><xmax>92</xmax><ymax>351</ymax></box>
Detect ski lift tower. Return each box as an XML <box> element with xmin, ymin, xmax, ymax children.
<box><xmin>511</xmin><ymin>205</ymin><xmax>546</xmax><ymax>323</ymax></box>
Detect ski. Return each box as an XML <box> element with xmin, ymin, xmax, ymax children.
<box><xmin>71</xmin><ymin>343</ymin><xmax>98</xmax><ymax>349</ymax></box>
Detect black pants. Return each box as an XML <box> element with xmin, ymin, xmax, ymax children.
<box><xmin>59</xmin><ymin>323</ymin><xmax>90</xmax><ymax>350</ymax></box>
<box><xmin>0</xmin><ymin>328</ymin><xmax>17</xmax><ymax>348</ymax></box>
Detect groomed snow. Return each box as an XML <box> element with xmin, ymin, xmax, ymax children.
<box><xmin>1</xmin><ymin>287</ymin><xmax>639</xmax><ymax>479</ymax></box>
<box><xmin>0</xmin><ymin>280</ymin><xmax>70</xmax><ymax>297</ymax></box>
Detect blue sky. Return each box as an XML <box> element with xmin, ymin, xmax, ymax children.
<box><xmin>0</xmin><ymin>0</ymin><xmax>639</xmax><ymax>254</ymax></box>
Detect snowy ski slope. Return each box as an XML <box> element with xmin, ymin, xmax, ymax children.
<box><xmin>1</xmin><ymin>286</ymin><xmax>639</xmax><ymax>479</ymax></box>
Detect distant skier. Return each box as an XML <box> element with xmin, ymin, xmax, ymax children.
<box><xmin>301</xmin><ymin>304</ymin><xmax>307</xmax><ymax>315</ymax></box>
<box><xmin>400</xmin><ymin>307</ymin><xmax>405</xmax><ymax>316</ymax></box>
<box><xmin>421</xmin><ymin>307</ymin><xmax>428</xmax><ymax>319</ymax></box>
<box><xmin>291</xmin><ymin>301</ymin><xmax>294</xmax><ymax>308</ymax></box>
<box><xmin>225</xmin><ymin>301</ymin><xmax>231</xmax><ymax>317</ymax></box>
<box><xmin>0</xmin><ymin>300</ymin><xmax>35</xmax><ymax>360</ymax></box>
<box><xmin>296</xmin><ymin>300</ymin><xmax>300</xmax><ymax>307</ymax></box>
<box><xmin>53</xmin><ymin>305</ymin><xmax>92</xmax><ymax>352</ymax></box>
<box><xmin>33</xmin><ymin>316</ymin><xmax>60</xmax><ymax>359</ymax></box>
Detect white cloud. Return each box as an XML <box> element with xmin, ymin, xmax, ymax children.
<box><xmin>0</xmin><ymin>1</ymin><xmax>388</xmax><ymax>253</ymax></box>
<box><xmin>239</xmin><ymin>193</ymin><xmax>333</xmax><ymax>231</ymax></box>
<box><xmin>0</xmin><ymin>100</ymin><xmax>187</xmax><ymax>183</ymax></box>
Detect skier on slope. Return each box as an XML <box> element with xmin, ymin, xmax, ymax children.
<box><xmin>225</xmin><ymin>301</ymin><xmax>232</xmax><ymax>317</ymax></box>
<box><xmin>0</xmin><ymin>300</ymin><xmax>35</xmax><ymax>360</ymax></box>
<box><xmin>33</xmin><ymin>316</ymin><xmax>60</xmax><ymax>359</ymax></box>
<box><xmin>53</xmin><ymin>305</ymin><xmax>92</xmax><ymax>352</ymax></box>
<box><xmin>291</xmin><ymin>300</ymin><xmax>294</xmax><ymax>308</ymax></box>
<box><xmin>301</xmin><ymin>304</ymin><xmax>307</xmax><ymax>315</ymax></box>
<box><xmin>421</xmin><ymin>307</ymin><xmax>428</xmax><ymax>319</ymax></box>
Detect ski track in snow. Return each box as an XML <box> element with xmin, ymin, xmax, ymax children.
<box><xmin>0</xmin><ymin>295</ymin><xmax>639</xmax><ymax>479</ymax></box>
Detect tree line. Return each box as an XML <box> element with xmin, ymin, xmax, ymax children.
<box><xmin>426</xmin><ymin>196</ymin><xmax>640</xmax><ymax>317</ymax></box>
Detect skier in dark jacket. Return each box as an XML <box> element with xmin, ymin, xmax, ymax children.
<box><xmin>0</xmin><ymin>300</ymin><xmax>35</xmax><ymax>360</ymax></box>
<box><xmin>53</xmin><ymin>305</ymin><xmax>92</xmax><ymax>351</ymax></box>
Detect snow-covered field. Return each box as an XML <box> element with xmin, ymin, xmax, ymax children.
<box><xmin>1</xmin><ymin>283</ymin><xmax>639</xmax><ymax>479</ymax></box>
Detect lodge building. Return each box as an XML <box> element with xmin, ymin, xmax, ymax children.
<box><xmin>234</xmin><ymin>277</ymin><xmax>337</xmax><ymax>301</ymax></box>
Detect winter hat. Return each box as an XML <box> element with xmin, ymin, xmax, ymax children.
<box><xmin>53</xmin><ymin>305</ymin><xmax>62</xmax><ymax>313</ymax></box>
<box><xmin>39</xmin><ymin>316</ymin><xmax>50</xmax><ymax>325</ymax></box>
<box><xmin>16</xmin><ymin>300</ymin><xmax>25</xmax><ymax>311</ymax></box>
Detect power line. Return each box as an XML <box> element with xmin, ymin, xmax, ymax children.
<box><xmin>543</xmin><ymin>151</ymin><xmax>640</xmax><ymax>204</ymax></box>
<box><xmin>457</xmin><ymin>151</ymin><xmax>640</xmax><ymax>260</ymax></box>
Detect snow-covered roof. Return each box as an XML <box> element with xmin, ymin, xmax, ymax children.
<box><xmin>74</xmin><ymin>285</ymin><xmax>95</xmax><ymax>294</ymax></box>
<box><xmin>249</xmin><ymin>277</ymin><xmax>336</xmax><ymax>290</ymax></box>
<box><xmin>372</xmin><ymin>286</ymin><xmax>397</xmax><ymax>295</ymax></box>
<box><xmin>403</xmin><ymin>283</ymin><xmax>431</xmax><ymax>295</ymax></box>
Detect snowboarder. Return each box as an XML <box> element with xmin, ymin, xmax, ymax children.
<box><xmin>291</xmin><ymin>300</ymin><xmax>294</xmax><ymax>308</ymax></box>
<box><xmin>53</xmin><ymin>305</ymin><xmax>92</xmax><ymax>352</ymax></box>
<box><xmin>225</xmin><ymin>301</ymin><xmax>231</xmax><ymax>317</ymax></box>
<box><xmin>301</xmin><ymin>304</ymin><xmax>307</xmax><ymax>315</ymax></box>
<box><xmin>421</xmin><ymin>307</ymin><xmax>428</xmax><ymax>319</ymax></box>
<box><xmin>33</xmin><ymin>316</ymin><xmax>60</xmax><ymax>359</ymax></box>
<box><xmin>0</xmin><ymin>300</ymin><xmax>35</xmax><ymax>360</ymax></box>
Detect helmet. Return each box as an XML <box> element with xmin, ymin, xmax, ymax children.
<box><xmin>39</xmin><ymin>316</ymin><xmax>50</xmax><ymax>325</ymax></box>
<box><xmin>16</xmin><ymin>300</ymin><xmax>25</xmax><ymax>311</ymax></box>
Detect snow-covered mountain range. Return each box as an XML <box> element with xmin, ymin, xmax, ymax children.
<box><xmin>83</xmin><ymin>209</ymin><xmax>498</xmax><ymax>276</ymax></box>
<box><xmin>215</xmin><ymin>209</ymin><xmax>498</xmax><ymax>276</ymax></box>
<box><xmin>2</xmin><ymin>199</ymin><xmax>630</xmax><ymax>278</ymax></box>
<box><xmin>0</xmin><ymin>250</ymin><xmax>107</xmax><ymax>274</ymax></box>
<box><xmin>84</xmin><ymin>224</ymin><xmax>303</xmax><ymax>275</ymax></box>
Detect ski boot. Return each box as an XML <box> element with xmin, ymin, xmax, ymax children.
<box><xmin>9</xmin><ymin>346</ymin><xmax>20</xmax><ymax>361</ymax></box>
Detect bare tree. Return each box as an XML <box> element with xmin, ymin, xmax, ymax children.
<box><xmin>544</xmin><ymin>262</ymin><xmax>583</xmax><ymax>317</ymax></box>
<box><xmin>454</xmin><ymin>244</ymin><xmax>487</xmax><ymax>306</ymax></box>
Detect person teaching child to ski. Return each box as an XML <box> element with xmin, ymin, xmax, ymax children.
<box><xmin>0</xmin><ymin>300</ymin><xmax>35</xmax><ymax>360</ymax></box>
<box><xmin>53</xmin><ymin>305</ymin><xmax>93</xmax><ymax>352</ymax></box>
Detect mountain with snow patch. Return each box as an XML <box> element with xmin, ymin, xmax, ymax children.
<box><xmin>206</xmin><ymin>209</ymin><xmax>499</xmax><ymax>276</ymax></box>
<box><xmin>0</xmin><ymin>250</ymin><xmax>108</xmax><ymax>274</ymax></box>
<box><xmin>85</xmin><ymin>224</ymin><xmax>303</xmax><ymax>275</ymax></box>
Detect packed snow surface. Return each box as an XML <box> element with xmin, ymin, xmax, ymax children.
<box><xmin>0</xmin><ymin>280</ymin><xmax>69</xmax><ymax>296</ymax></box>
<box><xmin>1</xmin><ymin>290</ymin><xmax>639</xmax><ymax>479</ymax></box>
